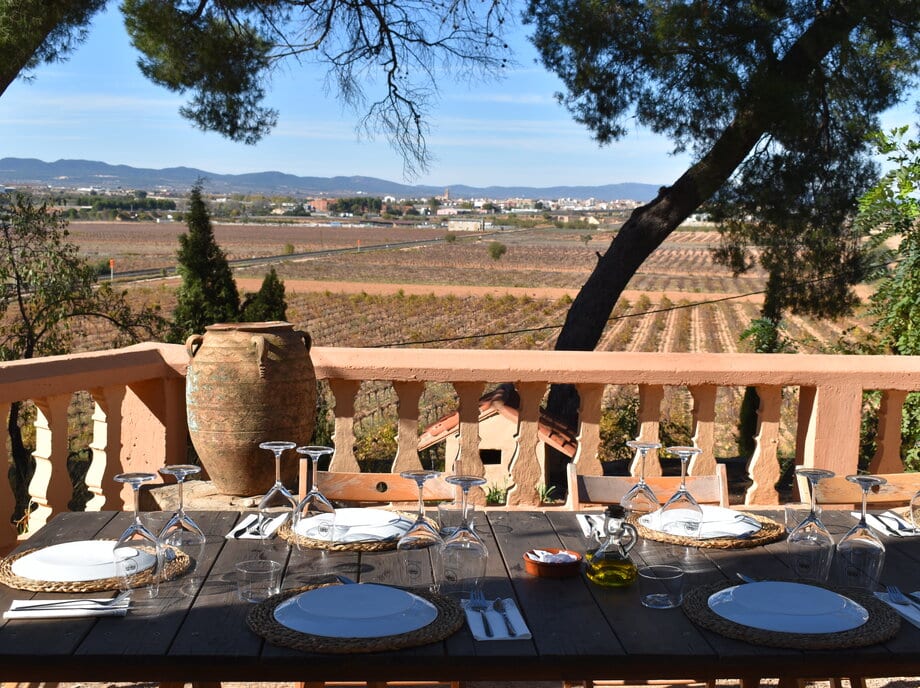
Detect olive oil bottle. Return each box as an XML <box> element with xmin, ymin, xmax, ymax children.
<box><xmin>585</xmin><ymin>504</ymin><xmax>639</xmax><ymax>587</ymax></box>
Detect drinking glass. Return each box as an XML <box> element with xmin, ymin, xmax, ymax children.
<box><xmin>834</xmin><ymin>474</ymin><xmax>887</xmax><ymax>589</ymax></box>
<box><xmin>786</xmin><ymin>467</ymin><xmax>835</xmax><ymax>582</ymax></box>
<box><xmin>659</xmin><ymin>446</ymin><xmax>703</xmax><ymax>537</ymax></box>
<box><xmin>440</xmin><ymin>475</ymin><xmax>488</xmax><ymax>600</ymax></box>
<box><xmin>620</xmin><ymin>440</ymin><xmax>662</xmax><ymax>518</ymax></box>
<box><xmin>910</xmin><ymin>489</ymin><xmax>920</xmax><ymax>532</ymax></box>
<box><xmin>258</xmin><ymin>441</ymin><xmax>299</xmax><ymax>540</ymax></box>
<box><xmin>294</xmin><ymin>445</ymin><xmax>336</xmax><ymax>548</ymax></box>
<box><xmin>113</xmin><ymin>472</ymin><xmax>162</xmax><ymax>599</ymax></box>
<box><xmin>397</xmin><ymin>470</ymin><xmax>444</xmax><ymax>590</ymax></box>
<box><xmin>157</xmin><ymin>464</ymin><xmax>206</xmax><ymax>590</ymax></box>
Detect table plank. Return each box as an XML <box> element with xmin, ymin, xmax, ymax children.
<box><xmin>3</xmin><ymin>509</ymin><xmax>920</xmax><ymax>683</ymax></box>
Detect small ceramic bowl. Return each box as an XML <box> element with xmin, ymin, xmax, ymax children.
<box><xmin>522</xmin><ymin>548</ymin><xmax>583</xmax><ymax>578</ymax></box>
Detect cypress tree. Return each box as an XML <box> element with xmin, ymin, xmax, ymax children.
<box><xmin>170</xmin><ymin>183</ymin><xmax>239</xmax><ymax>342</ymax></box>
<box><xmin>240</xmin><ymin>267</ymin><xmax>287</xmax><ymax>322</ymax></box>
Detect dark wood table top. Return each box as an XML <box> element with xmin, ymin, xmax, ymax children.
<box><xmin>1</xmin><ymin>508</ymin><xmax>919</xmax><ymax>684</ymax></box>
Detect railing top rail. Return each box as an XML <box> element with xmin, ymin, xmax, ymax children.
<box><xmin>0</xmin><ymin>342</ymin><xmax>187</xmax><ymax>404</ymax></box>
<box><xmin>310</xmin><ymin>347</ymin><xmax>920</xmax><ymax>389</ymax></box>
<box><xmin>5</xmin><ymin>344</ymin><xmax>920</xmax><ymax>404</ymax></box>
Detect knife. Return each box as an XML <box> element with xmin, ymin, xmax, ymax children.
<box><xmin>229</xmin><ymin>514</ymin><xmax>258</xmax><ymax>538</ymax></box>
<box><xmin>879</xmin><ymin>512</ymin><xmax>916</xmax><ymax>533</ymax></box>
<box><xmin>865</xmin><ymin>513</ymin><xmax>902</xmax><ymax>537</ymax></box>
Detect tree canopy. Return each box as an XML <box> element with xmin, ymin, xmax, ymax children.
<box><xmin>1</xmin><ymin>0</ymin><xmax>512</xmax><ymax>177</ymax></box>
<box><xmin>522</xmin><ymin>0</ymin><xmax>920</xmax><ymax>419</ymax></box>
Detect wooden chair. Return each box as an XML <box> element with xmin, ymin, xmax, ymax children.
<box><xmin>799</xmin><ymin>470</ymin><xmax>920</xmax><ymax>510</ymax></box>
<box><xmin>310</xmin><ymin>470</ymin><xmax>456</xmax><ymax>505</ymax></box>
<box><xmin>566</xmin><ymin>462</ymin><xmax>729</xmax><ymax>510</ymax></box>
<box><xmin>296</xmin><ymin>470</ymin><xmax>459</xmax><ymax>688</ymax></box>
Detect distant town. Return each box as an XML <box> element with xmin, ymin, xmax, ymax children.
<box><xmin>2</xmin><ymin>181</ymin><xmax>665</xmax><ymax>231</ymax></box>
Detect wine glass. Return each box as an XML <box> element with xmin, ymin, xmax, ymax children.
<box><xmin>157</xmin><ymin>464</ymin><xmax>206</xmax><ymax>591</ymax></box>
<box><xmin>293</xmin><ymin>445</ymin><xmax>336</xmax><ymax>547</ymax></box>
<box><xmin>113</xmin><ymin>472</ymin><xmax>162</xmax><ymax>599</ymax></box>
<box><xmin>659</xmin><ymin>446</ymin><xmax>703</xmax><ymax>537</ymax></box>
<box><xmin>397</xmin><ymin>470</ymin><xmax>444</xmax><ymax>590</ymax></box>
<box><xmin>786</xmin><ymin>467</ymin><xmax>835</xmax><ymax>582</ymax></box>
<box><xmin>258</xmin><ymin>440</ymin><xmax>299</xmax><ymax>540</ymax></box>
<box><xmin>620</xmin><ymin>440</ymin><xmax>662</xmax><ymax>518</ymax></box>
<box><xmin>440</xmin><ymin>475</ymin><xmax>488</xmax><ymax>600</ymax></box>
<box><xmin>834</xmin><ymin>474</ymin><xmax>887</xmax><ymax>589</ymax></box>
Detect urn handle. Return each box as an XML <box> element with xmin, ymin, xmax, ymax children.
<box><xmin>252</xmin><ymin>335</ymin><xmax>268</xmax><ymax>379</ymax></box>
<box><xmin>297</xmin><ymin>328</ymin><xmax>312</xmax><ymax>352</ymax></box>
<box><xmin>185</xmin><ymin>334</ymin><xmax>204</xmax><ymax>358</ymax></box>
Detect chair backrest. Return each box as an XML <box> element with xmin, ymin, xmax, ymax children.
<box><xmin>799</xmin><ymin>471</ymin><xmax>920</xmax><ymax>509</ymax></box>
<box><xmin>566</xmin><ymin>463</ymin><xmax>729</xmax><ymax>510</ymax></box>
<box><xmin>310</xmin><ymin>470</ymin><xmax>457</xmax><ymax>506</ymax></box>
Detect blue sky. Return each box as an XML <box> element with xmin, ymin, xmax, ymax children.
<box><xmin>0</xmin><ymin>5</ymin><xmax>916</xmax><ymax>188</ymax></box>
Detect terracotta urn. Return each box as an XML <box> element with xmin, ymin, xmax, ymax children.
<box><xmin>185</xmin><ymin>321</ymin><xmax>317</xmax><ymax>496</ymax></box>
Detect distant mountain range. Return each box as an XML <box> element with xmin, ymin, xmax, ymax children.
<box><xmin>0</xmin><ymin>157</ymin><xmax>660</xmax><ymax>202</ymax></box>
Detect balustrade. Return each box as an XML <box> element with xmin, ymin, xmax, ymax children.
<box><xmin>2</xmin><ymin>342</ymin><xmax>920</xmax><ymax>554</ymax></box>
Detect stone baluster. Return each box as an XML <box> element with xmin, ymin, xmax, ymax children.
<box><xmin>573</xmin><ymin>383</ymin><xmax>605</xmax><ymax>478</ymax></box>
<box><xmin>745</xmin><ymin>385</ymin><xmax>782</xmax><ymax>505</ymax></box>
<box><xmin>327</xmin><ymin>379</ymin><xmax>361</xmax><ymax>472</ymax></box>
<box><xmin>392</xmin><ymin>381</ymin><xmax>425</xmax><ymax>473</ymax></box>
<box><xmin>86</xmin><ymin>385</ymin><xmax>127</xmax><ymax>512</ymax></box>
<box><xmin>689</xmin><ymin>385</ymin><xmax>717</xmax><ymax>475</ymax></box>
<box><xmin>870</xmin><ymin>389</ymin><xmax>907</xmax><ymax>474</ymax></box>
<box><xmin>801</xmin><ymin>381</ymin><xmax>863</xmax><ymax>477</ymax></box>
<box><xmin>507</xmin><ymin>381</ymin><xmax>544</xmax><ymax>507</ymax></box>
<box><xmin>29</xmin><ymin>394</ymin><xmax>72</xmax><ymax>533</ymax></box>
<box><xmin>453</xmin><ymin>382</ymin><xmax>484</xmax><ymax>505</ymax></box>
<box><xmin>634</xmin><ymin>385</ymin><xmax>664</xmax><ymax>477</ymax></box>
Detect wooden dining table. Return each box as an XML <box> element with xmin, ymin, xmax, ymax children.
<box><xmin>1</xmin><ymin>508</ymin><xmax>919</xmax><ymax>686</ymax></box>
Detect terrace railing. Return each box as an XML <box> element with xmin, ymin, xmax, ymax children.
<box><xmin>3</xmin><ymin>342</ymin><xmax>920</xmax><ymax>552</ymax></box>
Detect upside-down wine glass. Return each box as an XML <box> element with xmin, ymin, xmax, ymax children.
<box><xmin>294</xmin><ymin>445</ymin><xmax>336</xmax><ymax>548</ymax></box>
<box><xmin>113</xmin><ymin>472</ymin><xmax>162</xmax><ymax>599</ymax></box>
<box><xmin>659</xmin><ymin>446</ymin><xmax>704</xmax><ymax>538</ymax></box>
<box><xmin>397</xmin><ymin>470</ymin><xmax>444</xmax><ymax>590</ymax></box>
<box><xmin>834</xmin><ymin>474</ymin><xmax>887</xmax><ymax>589</ymax></box>
<box><xmin>258</xmin><ymin>441</ymin><xmax>299</xmax><ymax>541</ymax></box>
<box><xmin>786</xmin><ymin>467</ymin><xmax>835</xmax><ymax>582</ymax></box>
<box><xmin>157</xmin><ymin>464</ymin><xmax>206</xmax><ymax>591</ymax></box>
<box><xmin>910</xmin><ymin>489</ymin><xmax>920</xmax><ymax>533</ymax></box>
<box><xmin>620</xmin><ymin>440</ymin><xmax>662</xmax><ymax>518</ymax></box>
<box><xmin>440</xmin><ymin>475</ymin><xmax>488</xmax><ymax>600</ymax></box>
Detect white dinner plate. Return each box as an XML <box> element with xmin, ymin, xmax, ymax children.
<box><xmin>708</xmin><ymin>582</ymin><xmax>868</xmax><ymax>633</ymax></box>
<box><xmin>10</xmin><ymin>540</ymin><xmax>156</xmax><ymax>582</ymax></box>
<box><xmin>273</xmin><ymin>583</ymin><xmax>439</xmax><ymax>637</ymax></box>
<box><xmin>292</xmin><ymin>507</ymin><xmax>411</xmax><ymax>542</ymax></box>
<box><xmin>640</xmin><ymin>505</ymin><xmax>762</xmax><ymax>539</ymax></box>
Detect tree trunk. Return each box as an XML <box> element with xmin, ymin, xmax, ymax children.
<box><xmin>6</xmin><ymin>401</ymin><xmax>33</xmax><ymax>524</ymax></box>
<box><xmin>547</xmin><ymin>0</ymin><xmax>868</xmax><ymax>423</ymax></box>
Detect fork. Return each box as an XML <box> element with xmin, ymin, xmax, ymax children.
<box><xmin>886</xmin><ymin>585</ymin><xmax>920</xmax><ymax>613</ymax></box>
<box><xmin>17</xmin><ymin>590</ymin><xmax>131</xmax><ymax>611</ymax></box>
<box><xmin>468</xmin><ymin>589</ymin><xmax>493</xmax><ymax>638</ymax></box>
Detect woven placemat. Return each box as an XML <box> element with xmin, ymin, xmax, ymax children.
<box><xmin>278</xmin><ymin>511</ymin><xmax>426</xmax><ymax>552</ymax></box>
<box><xmin>682</xmin><ymin>579</ymin><xmax>900</xmax><ymax>649</ymax></box>
<box><xmin>247</xmin><ymin>583</ymin><xmax>465</xmax><ymax>653</ymax></box>
<box><xmin>0</xmin><ymin>542</ymin><xmax>191</xmax><ymax>593</ymax></box>
<box><xmin>633</xmin><ymin>511</ymin><xmax>786</xmax><ymax>549</ymax></box>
